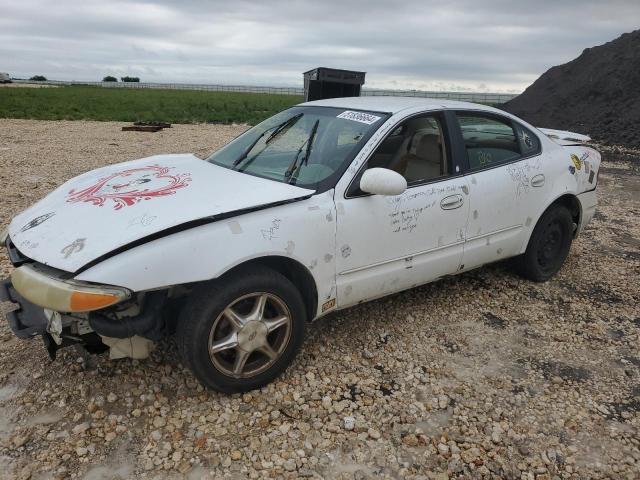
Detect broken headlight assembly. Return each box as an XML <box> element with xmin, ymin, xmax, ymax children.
<box><xmin>10</xmin><ymin>264</ymin><xmax>131</xmax><ymax>313</ymax></box>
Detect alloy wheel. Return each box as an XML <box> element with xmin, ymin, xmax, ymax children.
<box><xmin>207</xmin><ymin>292</ymin><xmax>292</xmax><ymax>378</ymax></box>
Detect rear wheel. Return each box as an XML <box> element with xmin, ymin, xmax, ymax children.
<box><xmin>518</xmin><ymin>205</ymin><xmax>574</xmax><ymax>282</ymax></box>
<box><xmin>176</xmin><ymin>266</ymin><xmax>306</xmax><ymax>393</ymax></box>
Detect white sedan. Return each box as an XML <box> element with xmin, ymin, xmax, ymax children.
<box><xmin>1</xmin><ymin>97</ymin><xmax>600</xmax><ymax>392</ymax></box>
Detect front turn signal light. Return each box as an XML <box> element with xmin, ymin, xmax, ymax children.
<box><xmin>69</xmin><ymin>291</ymin><xmax>123</xmax><ymax>311</ymax></box>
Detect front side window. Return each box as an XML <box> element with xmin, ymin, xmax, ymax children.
<box><xmin>207</xmin><ymin>106</ymin><xmax>386</xmax><ymax>189</ymax></box>
<box><xmin>456</xmin><ymin>113</ymin><xmax>520</xmax><ymax>171</ymax></box>
<box><xmin>365</xmin><ymin>114</ymin><xmax>449</xmax><ymax>185</ymax></box>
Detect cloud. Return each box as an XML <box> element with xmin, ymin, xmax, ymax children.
<box><xmin>0</xmin><ymin>0</ymin><xmax>638</xmax><ymax>92</ymax></box>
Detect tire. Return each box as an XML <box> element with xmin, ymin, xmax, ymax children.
<box><xmin>176</xmin><ymin>265</ymin><xmax>307</xmax><ymax>393</ymax></box>
<box><xmin>518</xmin><ymin>204</ymin><xmax>574</xmax><ymax>282</ymax></box>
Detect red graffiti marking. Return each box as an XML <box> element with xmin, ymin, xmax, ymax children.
<box><xmin>67</xmin><ymin>165</ymin><xmax>192</xmax><ymax>210</ymax></box>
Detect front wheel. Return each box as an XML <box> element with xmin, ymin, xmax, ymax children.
<box><xmin>518</xmin><ymin>204</ymin><xmax>574</xmax><ymax>282</ymax></box>
<box><xmin>176</xmin><ymin>266</ymin><xmax>306</xmax><ymax>393</ymax></box>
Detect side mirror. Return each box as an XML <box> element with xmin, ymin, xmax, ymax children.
<box><xmin>359</xmin><ymin>168</ymin><xmax>407</xmax><ymax>196</ymax></box>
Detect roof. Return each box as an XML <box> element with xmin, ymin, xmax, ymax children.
<box><xmin>299</xmin><ymin>96</ymin><xmax>499</xmax><ymax>114</ymax></box>
<box><xmin>302</xmin><ymin>67</ymin><xmax>366</xmax><ymax>75</ymax></box>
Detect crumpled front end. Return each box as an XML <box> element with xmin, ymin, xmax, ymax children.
<box><xmin>0</xmin><ymin>276</ymin><xmax>49</xmax><ymax>339</ymax></box>
<box><xmin>0</xmin><ymin>272</ymin><xmax>116</xmax><ymax>359</ymax></box>
<box><xmin>1</xmin><ymin>235</ymin><xmax>169</xmax><ymax>360</ymax></box>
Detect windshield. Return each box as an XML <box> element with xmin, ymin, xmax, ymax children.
<box><xmin>206</xmin><ymin>106</ymin><xmax>387</xmax><ymax>190</ymax></box>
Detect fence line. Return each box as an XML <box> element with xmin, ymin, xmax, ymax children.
<box><xmin>362</xmin><ymin>88</ymin><xmax>516</xmax><ymax>103</ymax></box>
<box><xmin>12</xmin><ymin>79</ymin><xmax>518</xmax><ymax>103</ymax></box>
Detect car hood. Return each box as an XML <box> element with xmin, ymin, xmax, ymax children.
<box><xmin>8</xmin><ymin>154</ymin><xmax>313</xmax><ymax>273</ymax></box>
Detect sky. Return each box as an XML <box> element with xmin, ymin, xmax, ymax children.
<box><xmin>1</xmin><ymin>0</ymin><xmax>639</xmax><ymax>93</ymax></box>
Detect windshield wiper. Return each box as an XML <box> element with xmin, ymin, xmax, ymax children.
<box><xmin>265</xmin><ymin>112</ymin><xmax>303</xmax><ymax>144</ymax></box>
<box><xmin>285</xmin><ymin>119</ymin><xmax>319</xmax><ymax>183</ymax></box>
<box><xmin>232</xmin><ymin>113</ymin><xmax>303</xmax><ymax>168</ymax></box>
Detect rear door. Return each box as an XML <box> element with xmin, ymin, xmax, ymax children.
<box><xmin>451</xmin><ymin>111</ymin><xmax>547</xmax><ymax>269</ymax></box>
<box><xmin>334</xmin><ymin>111</ymin><xmax>470</xmax><ymax>307</ymax></box>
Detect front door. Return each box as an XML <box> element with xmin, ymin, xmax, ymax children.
<box><xmin>334</xmin><ymin>112</ymin><xmax>470</xmax><ymax>308</ymax></box>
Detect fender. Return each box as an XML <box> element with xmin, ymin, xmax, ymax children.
<box><xmin>74</xmin><ymin>191</ymin><xmax>338</xmax><ymax>317</ymax></box>
<box><xmin>516</xmin><ymin>140</ymin><xmax>600</xmax><ymax>254</ymax></box>
<box><xmin>517</xmin><ymin>189</ymin><xmax>590</xmax><ymax>255</ymax></box>
<box><xmin>75</xmin><ymin>194</ymin><xmax>313</xmax><ymax>274</ymax></box>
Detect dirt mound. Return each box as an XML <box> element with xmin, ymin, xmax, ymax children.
<box><xmin>503</xmin><ymin>30</ymin><xmax>640</xmax><ymax>148</ymax></box>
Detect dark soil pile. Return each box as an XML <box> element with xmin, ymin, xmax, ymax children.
<box><xmin>503</xmin><ymin>30</ymin><xmax>640</xmax><ymax>147</ymax></box>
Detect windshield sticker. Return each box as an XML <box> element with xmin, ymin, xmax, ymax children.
<box><xmin>67</xmin><ymin>165</ymin><xmax>192</xmax><ymax>210</ymax></box>
<box><xmin>336</xmin><ymin>111</ymin><xmax>382</xmax><ymax>125</ymax></box>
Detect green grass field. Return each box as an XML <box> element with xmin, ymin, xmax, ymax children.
<box><xmin>0</xmin><ymin>86</ymin><xmax>303</xmax><ymax>124</ymax></box>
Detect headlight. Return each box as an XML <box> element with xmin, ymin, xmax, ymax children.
<box><xmin>10</xmin><ymin>264</ymin><xmax>131</xmax><ymax>313</ymax></box>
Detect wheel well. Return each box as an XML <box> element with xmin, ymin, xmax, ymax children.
<box><xmin>224</xmin><ymin>256</ymin><xmax>318</xmax><ymax>322</ymax></box>
<box><xmin>549</xmin><ymin>194</ymin><xmax>581</xmax><ymax>237</ymax></box>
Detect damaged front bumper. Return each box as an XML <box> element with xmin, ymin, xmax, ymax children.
<box><xmin>0</xmin><ymin>276</ymin><xmax>110</xmax><ymax>358</ymax></box>
<box><xmin>0</xmin><ymin>277</ymin><xmax>49</xmax><ymax>338</ymax></box>
<box><xmin>1</xmin><ymin>267</ymin><xmax>168</xmax><ymax>360</ymax></box>
<box><xmin>0</xmin><ymin>262</ymin><xmax>131</xmax><ymax>352</ymax></box>
<box><xmin>0</xmin><ymin>277</ymin><xmax>103</xmax><ymax>359</ymax></box>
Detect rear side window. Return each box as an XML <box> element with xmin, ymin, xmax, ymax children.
<box><xmin>456</xmin><ymin>113</ymin><xmax>520</xmax><ymax>171</ymax></box>
<box><xmin>514</xmin><ymin>123</ymin><xmax>541</xmax><ymax>157</ymax></box>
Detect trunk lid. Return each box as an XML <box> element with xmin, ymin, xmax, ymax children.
<box><xmin>537</xmin><ymin>127</ymin><xmax>591</xmax><ymax>146</ymax></box>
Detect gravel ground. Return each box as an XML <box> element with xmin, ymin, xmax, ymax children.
<box><xmin>0</xmin><ymin>119</ymin><xmax>638</xmax><ymax>480</ymax></box>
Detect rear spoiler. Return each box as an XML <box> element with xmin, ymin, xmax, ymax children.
<box><xmin>537</xmin><ymin>128</ymin><xmax>591</xmax><ymax>146</ymax></box>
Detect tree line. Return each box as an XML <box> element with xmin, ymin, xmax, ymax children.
<box><xmin>103</xmin><ymin>76</ymin><xmax>140</xmax><ymax>83</ymax></box>
<box><xmin>27</xmin><ymin>75</ymin><xmax>141</xmax><ymax>82</ymax></box>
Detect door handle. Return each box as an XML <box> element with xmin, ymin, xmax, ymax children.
<box><xmin>440</xmin><ymin>194</ymin><xmax>464</xmax><ymax>210</ymax></box>
<box><xmin>531</xmin><ymin>174</ymin><xmax>545</xmax><ymax>187</ymax></box>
